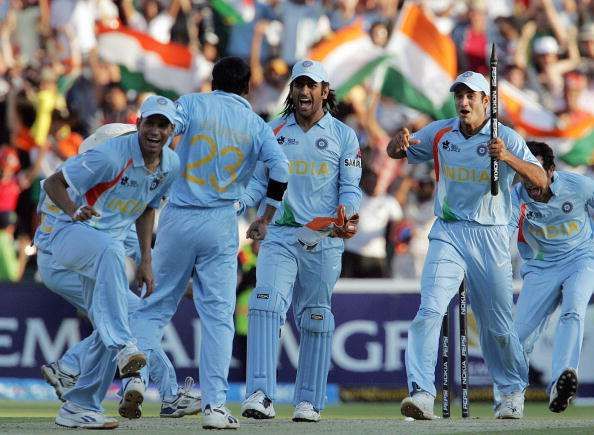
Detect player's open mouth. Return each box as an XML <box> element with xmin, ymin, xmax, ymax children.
<box><xmin>459</xmin><ymin>109</ymin><xmax>470</xmax><ymax>116</ymax></box>
<box><xmin>527</xmin><ymin>186</ymin><xmax>541</xmax><ymax>198</ymax></box>
<box><xmin>298</xmin><ymin>98</ymin><xmax>312</xmax><ymax>110</ymax></box>
<box><xmin>146</xmin><ymin>137</ymin><xmax>161</xmax><ymax>144</ymax></box>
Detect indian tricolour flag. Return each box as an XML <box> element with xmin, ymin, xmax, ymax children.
<box><xmin>210</xmin><ymin>0</ymin><xmax>255</xmax><ymax>25</ymax></box>
<box><xmin>97</xmin><ymin>24</ymin><xmax>202</xmax><ymax>99</ymax></box>
<box><xmin>308</xmin><ymin>20</ymin><xmax>389</xmax><ymax>100</ymax></box>
<box><xmin>500</xmin><ymin>81</ymin><xmax>594</xmax><ymax>166</ymax></box>
<box><xmin>380</xmin><ymin>2</ymin><xmax>457</xmax><ymax>119</ymax></box>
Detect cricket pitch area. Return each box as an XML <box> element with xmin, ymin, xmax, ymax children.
<box><xmin>2</xmin><ymin>401</ymin><xmax>594</xmax><ymax>434</ymax></box>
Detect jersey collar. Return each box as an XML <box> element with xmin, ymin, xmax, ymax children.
<box><xmin>131</xmin><ymin>134</ymin><xmax>145</xmax><ymax>168</ymax></box>
<box><xmin>549</xmin><ymin>171</ymin><xmax>561</xmax><ymax>196</ymax></box>
<box><xmin>284</xmin><ymin>111</ymin><xmax>332</xmax><ymax>129</ymax></box>
<box><xmin>211</xmin><ymin>90</ymin><xmax>252</xmax><ymax>110</ymax></box>
<box><xmin>452</xmin><ymin>118</ymin><xmax>491</xmax><ymax>137</ymax></box>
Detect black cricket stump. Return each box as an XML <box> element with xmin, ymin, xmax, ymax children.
<box><xmin>490</xmin><ymin>44</ymin><xmax>499</xmax><ymax>196</ymax></box>
<box><xmin>441</xmin><ymin>281</ymin><xmax>470</xmax><ymax>418</ymax></box>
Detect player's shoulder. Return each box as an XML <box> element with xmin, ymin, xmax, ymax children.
<box><xmin>498</xmin><ymin>122</ymin><xmax>524</xmax><ymax>144</ymax></box>
<box><xmin>556</xmin><ymin>170</ymin><xmax>590</xmax><ymax>188</ymax></box>
<box><xmin>268</xmin><ymin>114</ymin><xmax>291</xmax><ymax>133</ymax></box>
<box><xmin>417</xmin><ymin>118</ymin><xmax>457</xmax><ymax>137</ymax></box>
<box><xmin>162</xmin><ymin>146</ymin><xmax>180</xmax><ymax>173</ymax></box>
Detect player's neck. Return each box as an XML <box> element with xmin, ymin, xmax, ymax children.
<box><xmin>459</xmin><ymin>118</ymin><xmax>488</xmax><ymax>139</ymax></box>
<box><xmin>295</xmin><ymin>110</ymin><xmax>325</xmax><ymax>132</ymax></box>
<box><xmin>143</xmin><ymin>152</ymin><xmax>161</xmax><ymax>173</ymax></box>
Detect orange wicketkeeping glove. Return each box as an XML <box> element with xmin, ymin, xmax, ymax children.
<box><xmin>303</xmin><ymin>205</ymin><xmax>359</xmax><ymax>239</ymax></box>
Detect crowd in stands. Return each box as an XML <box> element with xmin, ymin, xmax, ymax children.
<box><xmin>0</xmin><ymin>0</ymin><xmax>593</xmax><ymax>282</ymax></box>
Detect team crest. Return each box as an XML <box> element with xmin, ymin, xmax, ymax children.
<box><xmin>277</xmin><ymin>136</ymin><xmax>285</xmax><ymax>145</ymax></box>
<box><xmin>476</xmin><ymin>144</ymin><xmax>488</xmax><ymax>156</ymax></box>
<box><xmin>562</xmin><ymin>201</ymin><xmax>573</xmax><ymax>214</ymax></box>
<box><xmin>315</xmin><ymin>138</ymin><xmax>328</xmax><ymax>149</ymax></box>
<box><xmin>150</xmin><ymin>175</ymin><xmax>164</xmax><ymax>191</ymax></box>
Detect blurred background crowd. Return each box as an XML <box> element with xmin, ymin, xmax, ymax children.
<box><xmin>0</xmin><ymin>0</ymin><xmax>593</xmax><ymax>284</ymax></box>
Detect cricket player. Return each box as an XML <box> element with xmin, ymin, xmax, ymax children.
<box><xmin>37</xmin><ymin>123</ymin><xmax>200</xmax><ymax>419</ymax></box>
<box><xmin>508</xmin><ymin>141</ymin><xmax>594</xmax><ymax>413</ymax></box>
<box><xmin>387</xmin><ymin>71</ymin><xmax>547</xmax><ymax>420</ymax></box>
<box><xmin>128</xmin><ymin>56</ymin><xmax>288</xmax><ymax>430</ymax></box>
<box><xmin>239</xmin><ymin>59</ymin><xmax>362</xmax><ymax>422</ymax></box>
<box><xmin>41</xmin><ymin>96</ymin><xmax>180</xmax><ymax>429</ymax></box>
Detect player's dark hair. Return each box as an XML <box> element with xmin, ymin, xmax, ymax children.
<box><xmin>212</xmin><ymin>56</ymin><xmax>251</xmax><ymax>96</ymax></box>
<box><xmin>526</xmin><ymin>141</ymin><xmax>555</xmax><ymax>170</ymax></box>
<box><xmin>281</xmin><ymin>81</ymin><xmax>337</xmax><ymax>118</ymax></box>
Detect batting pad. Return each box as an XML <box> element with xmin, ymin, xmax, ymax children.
<box><xmin>245</xmin><ymin>306</ymin><xmax>283</xmax><ymax>400</ymax></box>
<box><xmin>293</xmin><ymin>307</ymin><xmax>335</xmax><ymax>410</ymax></box>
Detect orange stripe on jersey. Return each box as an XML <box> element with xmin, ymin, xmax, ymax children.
<box><xmin>85</xmin><ymin>159</ymin><xmax>133</xmax><ymax>207</ymax></box>
<box><xmin>273</xmin><ymin>121</ymin><xmax>287</xmax><ymax>136</ymax></box>
<box><xmin>517</xmin><ymin>203</ymin><xmax>527</xmax><ymax>243</ymax></box>
<box><xmin>431</xmin><ymin>127</ymin><xmax>452</xmax><ymax>182</ymax></box>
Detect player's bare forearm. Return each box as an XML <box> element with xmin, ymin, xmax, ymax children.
<box><xmin>503</xmin><ymin>153</ymin><xmax>547</xmax><ymax>189</ymax></box>
<box><xmin>261</xmin><ymin>204</ymin><xmax>276</xmax><ymax>224</ymax></box>
<box><xmin>135</xmin><ymin>207</ymin><xmax>155</xmax><ymax>262</ymax></box>
<box><xmin>44</xmin><ymin>171</ymin><xmax>78</xmax><ymax>218</ymax></box>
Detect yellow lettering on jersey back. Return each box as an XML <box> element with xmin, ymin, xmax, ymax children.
<box><xmin>184</xmin><ymin>134</ymin><xmax>245</xmax><ymax>192</ymax></box>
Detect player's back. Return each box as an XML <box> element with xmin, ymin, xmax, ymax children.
<box><xmin>170</xmin><ymin>91</ymin><xmax>271</xmax><ymax>208</ymax></box>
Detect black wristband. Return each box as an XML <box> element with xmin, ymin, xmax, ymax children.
<box><xmin>266</xmin><ymin>178</ymin><xmax>287</xmax><ymax>202</ymax></box>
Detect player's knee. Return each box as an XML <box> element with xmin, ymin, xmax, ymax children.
<box><xmin>300</xmin><ymin>307</ymin><xmax>334</xmax><ymax>333</ymax></box>
<box><xmin>416</xmin><ymin>306</ymin><xmax>441</xmax><ymax>321</ymax></box>
<box><xmin>248</xmin><ymin>286</ymin><xmax>286</xmax><ymax>314</ymax></box>
<box><xmin>559</xmin><ymin>311</ymin><xmax>581</xmax><ymax>323</ymax></box>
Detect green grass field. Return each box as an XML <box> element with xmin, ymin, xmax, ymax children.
<box><xmin>2</xmin><ymin>400</ymin><xmax>594</xmax><ymax>434</ymax></box>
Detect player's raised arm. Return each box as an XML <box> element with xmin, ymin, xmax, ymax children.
<box><xmin>489</xmin><ymin>136</ymin><xmax>547</xmax><ymax>189</ymax></box>
<box><xmin>387</xmin><ymin>127</ymin><xmax>421</xmax><ymax>159</ymax></box>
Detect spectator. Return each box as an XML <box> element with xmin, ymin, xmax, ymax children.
<box><xmin>343</xmin><ymin>167</ymin><xmax>402</xmax><ymax>278</ymax></box>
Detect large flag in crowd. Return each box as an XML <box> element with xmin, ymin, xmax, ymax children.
<box><xmin>380</xmin><ymin>2</ymin><xmax>457</xmax><ymax>120</ymax></box>
<box><xmin>309</xmin><ymin>21</ymin><xmax>389</xmax><ymax>100</ymax></box>
<box><xmin>97</xmin><ymin>24</ymin><xmax>201</xmax><ymax>99</ymax></box>
<box><xmin>500</xmin><ymin>81</ymin><xmax>594</xmax><ymax>166</ymax></box>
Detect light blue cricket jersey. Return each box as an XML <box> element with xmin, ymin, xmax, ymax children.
<box><xmin>510</xmin><ymin>171</ymin><xmax>594</xmax><ymax>266</ymax></box>
<box><xmin>47</xmin><ymin>134</ymin><xmax>179</xmax><ymax>242</ymax></box>
<box><xmin>169</xmin><ymin>90</ymin><xmax>288</xmax><ymax>208</ymax></box>
<box><xmin>242</xmin><ymin>112</ymin><xmax>362</xmax><ymax>225</ymax></box>
<box><xmin>407</xmin><ymin>118</ymin><xmax>541</xmax><ymax>225</ymax></box>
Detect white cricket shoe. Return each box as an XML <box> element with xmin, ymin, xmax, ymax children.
<box><xmin>55</xmin><ymin>402</ymin><xmax>118</xmax><ymax>429</ymax></box>
<box><xmin>160</xmin><ymin>377</ymin><xmax>201</xmax><ymax>418</ymax></box>
<box><xmin>549</xmin><ymin>368</ymin><xmax>578</xmax><ymax>413</ymax></box>
<box><xmin>202</xmin><ymin>404</ymin><xmax>240</xmax><ymax>429</ymax></box>
<box><xmin>241</xmin><ymin>390</ymin><xmax>276</xmax><ymax>419</ymax></box>
<box><xmin>292</xmin><ymin>401</ymin><xmax>320</xmax><ymax>422</ymax></box>
<box><xmin>41</xmin><ymin>362</ymin><xmax>78</xmax><ymax>402</ymax></box>
<box><xmin>119</xmin><ymin>375</ymin><xmax>145</xmax><ymax>419</ymax></box>
<box><xmin>116</xmin><ymin>344</ymin><xmax>146</xmax><ymax>376</ymax></box>
<box><xmin>495</xmin><ymin>390</ymin><xmax>524</xmax><ymax>419</ymax></box>
<box><xmin>400</xmin><ymin>391</ymin><xmax>437</xmax><ymax>420</ymax></box>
